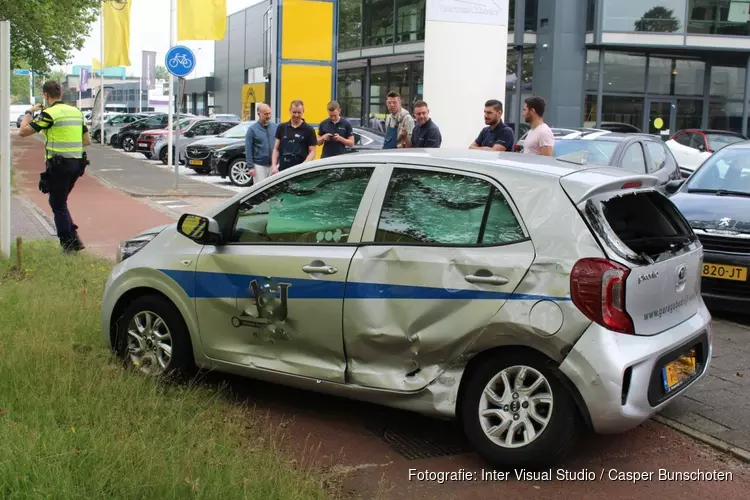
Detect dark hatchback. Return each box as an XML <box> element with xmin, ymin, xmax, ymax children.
<box><xmin>669</xmin><ymin>141</ymin><xmax>750</xmax><ymax>312</ymax></box>
<box><xmin>553</xmin><ymin>132</ymin><xmax>682</xmax><ymax>188</ymax></box>
<box><xmin>212</xmin><ymin>127</ymin><xmax>385</xmax><ymax>187</ymax></box>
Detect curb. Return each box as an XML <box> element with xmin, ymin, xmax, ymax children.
<box><xmin>17</xmin><ymin>196</ymin><xmax>57</xmax><ymax>237</ymax></box>
<box><xmin>87</xmin><ymin>170</ymin><xmax>232</xmax><ymax>199</ymax></box>
<box><xmin>652</xmin><ymin>414</ymin><xmax>750</xmax><ymax>463</ymax></box>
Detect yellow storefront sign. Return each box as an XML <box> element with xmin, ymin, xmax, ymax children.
<box><xmin>241</xmin><ymin>83</ymin><xmax>266</xmax><ymax>122</ymax></box>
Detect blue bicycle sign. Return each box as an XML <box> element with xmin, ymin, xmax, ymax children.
<box><xmin>165</xmin><ymin>45</ymin><xmax>196</xmax><ymax>78</ymax></box>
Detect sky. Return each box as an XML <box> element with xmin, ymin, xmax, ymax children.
<box><xmin>60</xmin><ymin>0</ymin><xmax>263</xmax><ymax>78</ymax></box>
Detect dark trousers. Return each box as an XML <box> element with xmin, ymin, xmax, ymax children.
<box><xmin>46</xmin><ymin>159</ymin><xmax>81</xmax><ymax>245</ymax></box>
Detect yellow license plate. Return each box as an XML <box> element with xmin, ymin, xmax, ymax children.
<box><xmin>664</xmin><ymin>351</ymin><xmax>697</xmax><ymax>392</ymax></box>
<box><xmin>189</xmin><ymin>160</ymin><xmax>203</xmax><ymax>166</ymax></box>
<box><xmin>701</xmin><ymin>262</ymin><xmax>747</xmax><ymax>281</ymax></box>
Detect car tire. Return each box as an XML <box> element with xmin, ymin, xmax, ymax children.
<box><xmin>122</xmin><ymin>135</ymin><xmax>136</xmax><ymax>152</ymax></box>
<box><xmin>92</xmin><ymin>130</ymin><xmax>101</xmax><ymax>143</ymax></box>
<box><xmin>228</xmin><ymin>158</ymin><xmax>253</xmax><ymax>187</ymax></box>
<box><xmin>110</xmin><ymin>134</ymin><xmax>119</xmax><ymax>147</ymax></box>
<box><xmin>159</xmin><ymin>147</ymin><xmax>168</xmax><ymax>164</ymax></box>
<box><xmin>115</xmin><ymin>294</ymin><xmax>194</xmax><ymax>379</ymax></box>
<box><xmin>459</xmin><ymin>349</ymin><xmax>581</xmax><ymax>469</ymax></box>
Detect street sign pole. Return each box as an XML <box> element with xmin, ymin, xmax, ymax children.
<box><xmin>164</xmin><ymin>44</ymin><xmax>196</xmax><ymax>192</ymax></box>
<box><xmin>1</xmin><ymin>21</ymin><xmax>11</xmax><ymax>258</ymax></box>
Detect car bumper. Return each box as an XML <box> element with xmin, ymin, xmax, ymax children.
<box><xmin>213</xmin><ymin>156</ymin><xmax>230</xmax><ymax>177</ymax></box>
<box><xmin>136</xmin><ymin>141</ymin><xmax>155</xmax><ymax>154</ymax></box>
<box><xmin>559</xmin><ymin>302</ymin><xmax>712</xmax><ymax>434</ymax></box>
<box><xmin>185</xmin><ymin>157</ymin><xmax>210</xmax><ymax>170</ymax></box>
<box><xmin>699</xmin><ymin>250</ymin><xmax>750</xmax><ymax>313</ymax></box>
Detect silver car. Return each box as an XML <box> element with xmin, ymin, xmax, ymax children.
<box><xmin>101</xmin><ymin>149</ymin><xmax>712</xmax><ymax>468</ymax></box>
<box><xmin>151</xmin><ymin>119</ymin><xmax>237</xmax><ymax>165</ymax></box>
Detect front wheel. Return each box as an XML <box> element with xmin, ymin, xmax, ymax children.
<box><xmin>115</xmin><ymin>294</ymin><xmax>194</xmax><ymax>379</ymax></box>
<box><xmin>228</xmin><ymin>158</ymin><xmax>253</xmax><ymax>187</ymax></box>
<box><xmin>460</xmin><ymin>350</ymin><xmax>582</xmax><ymax>470</ymax></box>
<box><xmin>122</xmin><ymin>135</ymin><xmax>136</xmax><ymax>152</ymax></box>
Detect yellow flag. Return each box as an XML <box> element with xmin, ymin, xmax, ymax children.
<box><xmin>177</xmin><ymin>0</ymin><xmax>227</xmax><ymax>41</ymax></box>
<box><xmin>92</xmin><ymin>58</ymin><xmax>102</xmax><ymax>70</ymax></box>
<box><xmin>103</xmin><ymin>0</ymin><xmax>132</xmax><ymax>67</ymax></box>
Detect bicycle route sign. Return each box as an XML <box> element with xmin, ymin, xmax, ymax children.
<box><xmin>165</xmin><ymin>45</ymin><xmax>195</xmax><ymax>78</ymax></box>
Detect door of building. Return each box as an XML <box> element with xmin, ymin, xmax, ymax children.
<box><xmin>646</xmin><ymin>99</ymin><xmax>676</xmax><ymax>138</ymax></box>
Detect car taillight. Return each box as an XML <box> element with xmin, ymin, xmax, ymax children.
<box><xmin>570</xmin><ymin>258</ymin><xmax>634</xmax><ymax>334</ymax></box>
<box><xmin>621</xmin><ymin>181</ymin><xmax>642</xmax><ymax>189</ymax></box>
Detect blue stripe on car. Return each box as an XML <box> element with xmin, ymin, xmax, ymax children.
<box><xmin>159</xmin><ymin>269</ymin><xmax>572</xmax><ymax>301</ymax></box>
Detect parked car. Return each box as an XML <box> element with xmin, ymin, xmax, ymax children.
<box><xmin>92</xmin><ymin>113</ymin><xmax>149</xmax><ymax>143</ymax></box>
<box><xmin>210</xmin><ymin>113</ymin><xmax>242</xmax><ymax>122</ymax></box>
<box><xmin>15</xmin><ymin>114</ymin><xmax>24</xmax><ymax>128</ymax></box>
<box><xmin>135</xmin><ymin>117</ymin><xmax>201</xmax><ymax>159</ymax></box>
<box><xmin>347</xmin><ymin>127</ymin><xmax>385</xmax><ymax>152</ymax></box>
<box><xmin>184</xmin><ymin>121</ymin><xmax>253</xmax><ymax>174</ymax></box>
<box><xmin>113</xmin><ymin>114</ymin><xmax>169</xmax><ymax>151</ymax></box>
<box><xmin>103</xmin><ymin>148</ymin><xmax>711</xmax><ymax>469</ymax></box>
<box><xmin>514</xmin><ymin>128</ymin><xmax>605</xmax><ymax>152</ymax></box>
<box><xmin>553</xmin><ymin>133</ymin><xmax>681</xmax><ymax>189</ymax></box>
<box><xmin>151</xmin><ymin>119</ymin><xmax>237</xmax><ymax>164</ymax></box>
<box><xmin>666</xmin><ymin>129</ymin><xmax>748</xmax><ymax>177</ymax></box>
<box><xmin>583</xmin><ymin>121</ymin><xmax>642</xmax><ymax>133</ymax></box>
<box><xmin>668</xmin><ymin>140</ymin><xmax>750</xmax><ymax>313</ymax></box>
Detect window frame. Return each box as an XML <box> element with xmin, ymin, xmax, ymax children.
<box><xmin>619</xmin><ymin>141</ymin><xmax>648</xmax><ymax>174</ymax></box>
<box><xmin>224</xmin><ymin>163</ymin><xmax>382</xmax><ymax>247</ymax></box>
<box><xmin>643</xmin><ymin>140</ymin><xmax>669</xmax><ymax>173</ymax></box>
<box><xmin>361</xmin><ymin>163</ymin><xmax>530</xmax><ymax>248</ymax></box>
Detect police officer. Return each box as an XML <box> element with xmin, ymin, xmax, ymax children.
<box><xmin>19</xmin><ymin>80</ymin><xmax>90</xmax><ymax>252</ymax></box>
<box><xmin>271</xmin><ymin>99</ymin><xmax>317</xmax><ymax>173</ymax></box>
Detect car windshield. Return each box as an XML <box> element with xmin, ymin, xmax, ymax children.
<box><xmin>219</xmin><ymin>121</ymin><xmax>251</xmax><ymax>138</ymax></box>
<box><xmin>553</xmin><ymin>139</ymin><xmax>619</xmax><ymax>165</ymax></box>
<box><xmin>170</xmin><ymin>118</ymin><xmax>194</xmax><ymax>130</ymax></box>
<box><xmin>684</xmin><ymin>147</ymin><xmax>750</xmax><ymax>195</ymax></box>
<box><xmin>706</xmin><ymin>133</ymin><xmax>745</xmax><ymax>151</ymax></box>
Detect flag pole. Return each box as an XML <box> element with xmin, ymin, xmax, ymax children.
<box><xmin>100</xmin><ymin>1</ymin><xmax>105</xmax><ymax>147</ymax></box>
<box><xmin>138</xmin><ymin>50</ymin><xmax>143</xmax><ymax>113</ymax></box>
<box><xmin>168</xmin><ymin>0</ymin><xmax>175</xmax><ymax>185</ymax></box>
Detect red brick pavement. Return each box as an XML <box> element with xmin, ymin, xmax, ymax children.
<box><xmin>11</xmin><ymin>132</ymin><xmax>174</xmax><ymax>259</ymax></box>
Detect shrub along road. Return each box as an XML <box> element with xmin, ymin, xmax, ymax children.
<box><xmin>6</xmin><ymin>132</ymin><xmax>750</xmax><ymax>499</ymax></box>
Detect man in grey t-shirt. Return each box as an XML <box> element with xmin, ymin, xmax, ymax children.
<box><xmin>521</xmin><ymin>96</ymin><xmax>554</xmax><ymax>156</ymax></box>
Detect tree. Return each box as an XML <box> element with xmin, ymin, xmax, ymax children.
<box><xmin>634</xmin><ymin>6</ymin><xmax>680</xmax><ymax>32</ymax></box>
<box><xmin>0</xmin><ymin>0</ymin><xmax>99</xmax><ymax>73</ymax></box>
<box><xmin>155</xmin><ymin>65</ymin><xmax>170</xmax><ymax>80</ymax></box>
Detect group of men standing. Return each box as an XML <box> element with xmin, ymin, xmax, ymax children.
<box><xmin>244</xmin><ymin>92</ymin><xmax>556</xmax><ymax>181</ymax></box>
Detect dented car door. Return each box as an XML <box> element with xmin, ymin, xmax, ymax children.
<box><xmin>194</xmin><ymin>165</ymin><xmax>379</xmax><ymax>383</ymax></box>
<box><xmin>343</xmin><ymin>165</ymin><xmax>536</xmax><ymax>392</ymax></box>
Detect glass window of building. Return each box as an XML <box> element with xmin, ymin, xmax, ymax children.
<box><xmin>674</xmin><ymin>59</ymin><xmax>705</xmax><ymax>95</ymax></box>
<box><xmin>708</xmin><ymin>101</ymin><xmax>744</xmax><ymax>134</ymax></box>
<box><xmin>337</xmin><ymin>69</ymin><xmax>364</xmax><ymax>123</ymax></box>
<box><xmin>395</xmin><ymin>0</ymin><xmax>425</xmax><ymax>43</ymax></box>
<box><xmin>688</xmin><ymin>0</ymin><xmax>750</xmax><ymax>36</ymax></box>
<box><xmin>710</xmin><ymin>65</ymin><xmax>746</xmax><ymax>100</ymax></box>
<box><xmin>339</xmin><ymin>0</ymin><xmax>363</xmax><ymax>50</ymax></box>
<box><xmin>363</xmin><ymin>0</ymin><xmax>395</xmax><ymax>47</ymax></box>
<box><xmin>603</xmin><ymin>52</ymin><xmax>647</xmax><ymax>93</ymax></box>
<box><xmin>647</xmin><ymin>57</ymin><xmax>673</xmax><ymax>95</ymax></box>
<box><xmin>676</xmin><ymin>99</ymin><xmax>703</xmax><ymax>130</ymax></box>
<box><xmin>602</xmin><ymin>0</ymin><xmax>687</xmax><ymax>32</ymax></box>
<box><xmin>585</xmin><ymin>50</ymin><xmax>599</xmax><ymax>92</ymax></box>
<box><xmin>586</xmin><ymin>0</ymin><xmax>596</xmax><ymax>31</ymax></box>
<box><xmin>585</xmin><ymin>95</ymin><xmax>645</xmax><ymax>131</ymax></box>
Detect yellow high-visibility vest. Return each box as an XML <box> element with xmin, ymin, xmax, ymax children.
<box><xmin>42</xmin><ymin>103</ymin><xmax>85</xmax><ymax>159</ymax></box>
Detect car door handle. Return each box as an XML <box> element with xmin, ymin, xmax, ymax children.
<box><xmin>302</xmin><ymin>264</ymin><xmax>338</xmax><ymax>275</ymax></box>
<box><xmin>464</xmin><ymin>274</ymin><xmax>509</xmax><ymax>286</ymax></box>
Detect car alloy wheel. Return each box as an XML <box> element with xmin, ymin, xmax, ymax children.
<box><xmin>478</xmin><ymin>365</ymin><xmax>552</xmax><ymax>449</ymax></box>
<box><xmin>229</xmin><ymin>159</ymin><xmax>253</xmax><ymax>187</ymax></box>
<box><xmin>460</xmin><ymin>350</ymin><xmax>581</xmax><ymax>469</ymax></box>
<box><xmin>116</xmin><ymin>294</ymin><xmax>194</xmax><ymax>379</ymax></box>
<box><xmin>126</xmin><ymin>310</ymin><xmax>173</xmax><ymax>376</ymax></box>
<box><xmin>160</xmin><ymin>147</ymin><xmax>168</xmax><ymax>164</ymax></box>
<box><xmin>123</xmin><ymin>136</ymin><xmax>135</xmax><ymax>152</ymax></box>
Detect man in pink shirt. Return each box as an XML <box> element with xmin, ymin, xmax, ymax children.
<box><xmin>521</xmin><ymin>96</ymin><xmax>554</xmax><ymax>156</ymax></box>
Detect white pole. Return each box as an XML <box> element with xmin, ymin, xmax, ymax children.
<box><xmin>0</xmin><ymin>21</ymin><xmax>12</xmax><ymax>258</ymax></box>
<box><xmin>138</xmin><ymin>50</ymin><xmax>142</xmax><ymax>113</ymax></box>
<box><xmin>167</xmin><ymin>0</ymin><xmax>175</xmax><ymax>181</ymax></box>
<box><xmin>29</xmin><ymin>73</ymin><xmax>33</xmax><ymax>105</ymax></box>
<box><xmin>100</xmin><ymin>4</ymin><xmax>105</xmax><ymax>147</ymax></box>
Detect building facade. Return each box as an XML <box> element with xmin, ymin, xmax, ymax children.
<box><xmin>212</xmin><ymin>0</ymin><xmax>750</xmax><ymax>137</ymax></box>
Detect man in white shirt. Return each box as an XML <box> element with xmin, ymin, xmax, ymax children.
<box><xmin>521</xmin><ymin>96</ymin><xmax>554</xmax><ymax>156</ymax></box>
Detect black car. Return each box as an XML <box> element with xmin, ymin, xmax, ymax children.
<box><xmin>668</xmin><ymin>141</ymin><xmax>750</xmax><ymax>313</ymax></box>
<box><xmin>211</xmin><ymin>126</ymin><xmax>385</xmax><ymax>187</ymax></box>
<box><xmin>185</xmin><ymin>121</ymin><xmax>253</xmax><ymax>176</ymax></box>
<box><xmin>112</xmin><ymin>114</ymin><xmax>168</xmax><ymax>151</ymax></box>
<box><xmin>553</xmin><ymin>132</ymin><xmax>682</xmax><ymax>189</ymax></box>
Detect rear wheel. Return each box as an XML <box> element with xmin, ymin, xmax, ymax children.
<box><xmin>460</xmin><ymin>350</ymin><xmax>581</xmax><ymax>469</ymax></box>
<box><xmin>159</xmin><ymin>147</ymin><xmax>168</xmax><ymax>164</ymax></box>
<box><xmin>228</xmin><ymin>158</ymin><xmax>253</xmax><ymax>187</ymax></box>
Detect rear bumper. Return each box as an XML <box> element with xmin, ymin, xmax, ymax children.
<box><xmin>136</xmin><ymin>141</ymin><xmax>155</xmax><ymax>154</ymax></box>
<box><xmin>559</xmin><ymin>302</ymin><xmax>712</xmax><ymax>434</ymax></box>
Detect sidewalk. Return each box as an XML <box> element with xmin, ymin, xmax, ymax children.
<box><xmin>11</xmin><ymin>133</ymin><xmax>176</xmax><ymax>259</ymax></box>
<box><xmin>10</xmin><ymin>195</ymin><xmax>55</xmax><ymax>241</ymax></box>
<box><xmin>658</xmin><ymin>315</ymin><xmax>750</xmax><ymax>460</ymax></box>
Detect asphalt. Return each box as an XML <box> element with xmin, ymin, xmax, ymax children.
<box><xmin>83</xmin><ymin>142</ymin><xmax>232</xmax><ymax>197</ymax></box>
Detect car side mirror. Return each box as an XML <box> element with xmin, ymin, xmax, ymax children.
<box><xmin>177</xmin><ymin>214</ymin><xmax>222</xmax><ymax>244</ymax></box>
<box><xmin>665</xmin><ymin>179</ymin><xmax>684</xmax><ymax>194</ymax></box>
<box><xmin>696</xmin><ymin>143</ymin><xmax>706</xmax><ymax>152</ymax></box>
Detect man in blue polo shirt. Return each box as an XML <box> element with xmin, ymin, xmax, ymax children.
<box><xmin>469</xmin><ymin>99</ymin><xmax>515</xmax><ymax>152</ymax></box>
<box><xmin>317</xmin><ymin>100</ymin><xmax>354</xmax><ymax>158</ymax></box>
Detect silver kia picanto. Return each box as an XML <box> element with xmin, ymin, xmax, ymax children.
<box><xmin>101</xmin><ymin>148</ymin><xmax>712</xmax><ymax>469</ymax></box>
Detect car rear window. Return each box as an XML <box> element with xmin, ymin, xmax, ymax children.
<box><xmin>554</xmin><ymin>140</ymin><xmax>618</xmax><ymax>165</ymax></box>
<box><xmin>590</xmin><ymin>191</ymin><xmax>696</xmax><ymax>261</ymax></box>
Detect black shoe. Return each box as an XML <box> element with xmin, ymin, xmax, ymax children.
<box><xmin>61</xmin><ymin>235</ymin><xmax>85</xmax><ymax>253</ymax></box>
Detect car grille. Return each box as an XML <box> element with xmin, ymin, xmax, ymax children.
<box><xmin>696</xmin><ymin>233</ymin><xmax>750</xmax><ymax>253</ymax></box>
<box><xmin>702</xmin><ymin>278</ymin><xmax>750</xmax><ymax>298</ymax></box>
<box><xmin>186</xmin><ymin>147</ymin><xmax>211</xmax><ymax>160</ymax></box>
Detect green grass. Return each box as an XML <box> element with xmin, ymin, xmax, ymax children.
<box><xmin>0</xmin><ymin>241</ymin><xmax>338</xmax><ymax>499</ymax></box>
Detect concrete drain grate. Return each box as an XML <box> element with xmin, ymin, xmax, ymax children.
<box><xmin>365</xmin><ymin>420</ymin><xmax>473</xmax><ymax>460</ymax></box>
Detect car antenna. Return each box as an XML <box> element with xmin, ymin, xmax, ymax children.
<box><xmin>557</xmin><ymin>150</ymin><xmax>588</xmax><ymax>166</ymax></box>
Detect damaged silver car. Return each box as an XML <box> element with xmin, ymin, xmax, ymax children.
<box><xmin>101</xmin><ymin>148</ymin><xmax>713</xmax><ymax>468</ymax></box>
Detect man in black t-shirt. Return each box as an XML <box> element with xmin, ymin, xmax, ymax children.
<box><xmin>272</xmin><ymin>99</ymin><xmax>318</xmax><ymax>173</ymax></box>
<box><xmin>318</xmin><ymin>100</ymin><xmax>354</xmax><ymax>158</ymax></box>
<box><xmin>469</xmin><ymin>99</ymin><xmax>515</xmax><ymax>152</ymax></box>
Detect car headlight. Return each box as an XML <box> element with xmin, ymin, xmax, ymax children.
<box><xmin>214</xmin><ymin>150</ymin><xmax>225</xmax><ymax>158</ymax></box>
<box><xmin>117</xmin><ymin>233</ymin><xmax>158</xmax><ymax>263</ymax></box>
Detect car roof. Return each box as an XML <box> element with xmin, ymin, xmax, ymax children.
<box><xmin>680</xmin><ymin>128</ymin><xmax>745</xmax><ymax>136</ymax></box>
<box><xmin>718</xmin><ymin>139</ymin><xmax>750</xmax><ymax>149</ymax></box>
<box><xmin>560</xmin><ymin>132</ymin><xmax>661</xmax><ymax>142</ymax></box>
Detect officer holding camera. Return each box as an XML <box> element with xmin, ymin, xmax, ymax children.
<box><xmin>18</xmin><ymin>80</ymin><xmax>91</xmax><ymax>253</ymax></box>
